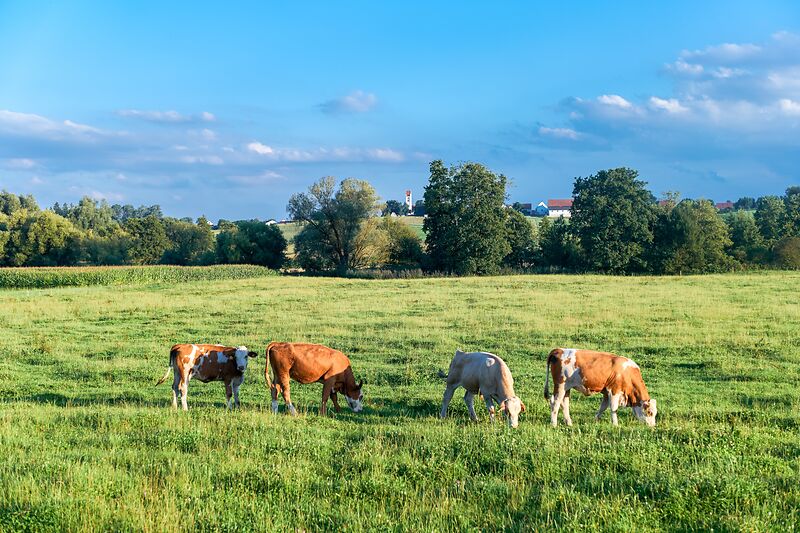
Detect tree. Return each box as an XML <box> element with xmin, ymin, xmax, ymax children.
<box><xmin>287</xmin><ymin>177</ymin><xmax>381</xmax><ymax>273</ymax></box>
<box><xmin>423</xmin><ymin>160</ymin><xmax>510</xmax><ymax>275</ymax></box>
<box><xmin>379</xmin><ymin>217</ymin><xmax>424</xmax><ymax>267</ymax></box>
<box><xmin>57</xmin><ymin>196</ymin><xmax>118</xmax><ymax>236</ymax></box>
<box><xmin>0</xmin><ymin>210</ymin><xmax>80</xmax><ymax>266</ymax></box>
<box><xmin>783</xmin><ymin>186</ymin><xmax>800</xmax><ymax>237</ymax></box>
<box><xmin>656</xmin><ymin>200</ymin><xmax>735</xmax><ymax>274</ymax></box>
<box><xmin>726</xmin><ymin>211</ymin><xmax>767</xmax><ymax>264</ymax></box>
<box><xmin>571</xmin><ymin>167</ymin><xmax>656</xmax><ymax>273</ymax></box>
<box><xmin>413</xmin><ymin>199</ymin><xmax>425</xmax><ymax>216</ymax></box>
<box><xmin>382</xmin><ymin>200</ymin><xmax>408</xmax><ymax>217</ymax></box>
<box><xmin>125</xmin><ymin>216</ymin><xmax>169</xmax><ymax>265</ymax></box>
<box><xmin>216</xmin><ymin>220</ymin><xmax>286</xmax><ymax>268</ymax></box>
<box><xmin>0</xmin><ymin>190</ymin><xmax>22</xmax><ymax>216</ymax></box>
<box><xmin>504</xmin><ymin>209</ymin><xmax>537</xmax><ymax>268</ymax></box>
<box><xmin>538</xmin><ymin>216</ymin><xmax>580</xmax><ymax>269</ymax></box>
<box><xmin>734</xmin><ymin>197</ymin><xmax>756</xmax><ymax>210</ymax></box>
<box><xmin>162</xmin><ymin>218</ymin><xmax>215</xmax><ymax>265</ymax></box>
<box><xmin>755</xmin><ymin>196</ymin><xmax>786</xmax><ymax>246</ymax></box>
<box><xmin>773</xmin><ymin>236</ymin><xmax>800</xmax><ymax>269</ymax></box>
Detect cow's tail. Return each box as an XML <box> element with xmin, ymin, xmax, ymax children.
<box><xmin>544</xmin><ymin>350</ymin><xmax>555</xmax><ymax>400</ymax></box>
<box><xmin>156</xmin><ymin>346</ymin><xmax>179</xmax><ymax>386</ymax></box>
<box><xmin>264</xmin><ymin>342</ymin><xmax>277</xmax><ymax>391</ymax></box>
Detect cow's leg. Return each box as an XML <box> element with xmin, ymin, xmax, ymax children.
<box><xmin>464</xmin><ymin>391</ymin><xmax>478</xmax><ymax>422</ymax></box>
<box><xmin>484</xmin><ymin>396</ymin><xmax>496</xmax><ymax>423</ymax></box>
<box><xmin>224</xmin><ymin>380</ymin><xmax>233</xmax><ymax>410</ymax></box>
<box><xmin>171</xmin><ymin>370</ymin><xmax>180</xmax><ymax>410</ymax></box>
<box><xmin>179</xmin><ymin>368</ymin><xmax>191</xmax><ymax>411</ymax></box>
<box><xmin>270</xmin><ymin>382</ymin><xmax>281</xmax><ymax>414</ymax></box>
<box><xmin>561</xmin><ymin>390</ymin><xmax>573</xmax><ymax>426</ymax></box>
<box><xmin>232</xmin><ymin>377</ymin><xmax>242</xmax><ymax>409</ymax></box>
<box><xmin>279</xmin><ymin>377</ymin><xmax>296</xmax><ymax>416</ymax></box>
<box><xmin>320</xmin><ymin>379</ymin><xmax>335</xmax><ymax>416</ymax></box>
<box><xmin>610</xmin><ymin>393</ymin><xmax>622</xmax><ymax>426</ymax></box>
<box><xmin>550</xmin><ymin>384</ymin><xmax>566</xmax><ymax>427</ymax></box>
<box><xmin>330</xmin><ymin>392</ymin><xmax>341</xmax><ymax>413</ymax></box>
<box><xmin>440</xmin><ymin>383</ymin><xmax>458</xmax><ymax>419</ymax></box>
<box><xmin>595</xmin><ymin>392</ymin><xmax>610</xmax><ymax>421</ymax></box>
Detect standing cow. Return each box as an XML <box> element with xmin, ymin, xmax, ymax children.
<box><xmin>265</xmin><ymin>342</ymin><xmax>364</xmax><ymax>416</ymax></box>
<box><xmin>440</xmin><ymin>350</ymin><xmax>526</xmax><ymax>428</ymax></box>
<box><xmin>156</xmin><ymin>343</ymin><xmax>257</xmax><ymax>411</ymax></box>
<box><xmin>544</xmin><ymin>348</ymin><xmax>658</xmax><ymax>427</ymax></box>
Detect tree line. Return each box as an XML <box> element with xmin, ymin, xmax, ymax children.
<box><xmin>0</xmin><ymin>192</ymin><xmax>286</xmax><ymax>268</ymax></box>
<box><xmin>2</xmin><ymin>162</ymin><xmax>798</xmax><ymax>273</ymax></box>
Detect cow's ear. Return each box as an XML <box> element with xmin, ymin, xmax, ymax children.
<box><xmin>500</xmin><ymin>400</ymin><xmax>507</xmax><ymax>412</ymax></box>
<box><xmin>357</xmin><ymin>380</ymin><xmax>364</xmax><ymax>389</ymax></box>
<box><xmin>248</xmin><ymin>351</ymin><xmax>258</xmax><ymax>358</ymax></box>
<box><xmin>520</xmin><ymin>401</ymin><xmax>526</xmax><ymax>413</ymax></box>
<box><xmin>223</xmin><ymin>348</ymin><xmax>237</xmax><ymax>359</ymax></box>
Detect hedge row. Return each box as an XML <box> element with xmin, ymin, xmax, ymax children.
<box><xmin>0</xmin><ymin>265</ymin><xmax>278</xmax><ymax>289</ymax></box>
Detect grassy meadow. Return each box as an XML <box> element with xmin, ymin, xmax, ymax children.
<box><xmin>0</xmin><ymin>270</ymin><xmax>798</xmax><ymax>531</ymax></box>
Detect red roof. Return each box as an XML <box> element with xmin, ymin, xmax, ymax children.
<box><xmin>548</xmin><ymin>199</ymin><xmax>573</xmax><ymax>209</ymax></box>
<box><xmin>715</xmin><ymin>201</ymin><xmax>734</xmax><ymax>210</ymax></box>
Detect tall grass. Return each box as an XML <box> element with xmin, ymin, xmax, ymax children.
<box><xmin>0</xmin><ymin>272</ymin><xmax>798</xmax><ymax>531</ymax></box>
<box><xmin>0</xmin><ymin>265</ymin><xmax>277</xmax><ymax>289</ymax></box>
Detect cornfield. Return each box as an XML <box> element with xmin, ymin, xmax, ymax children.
<box><xmin>0</xmin><ymin>265</ymin><xmax>277</xmax><ymax>289</ymax></box>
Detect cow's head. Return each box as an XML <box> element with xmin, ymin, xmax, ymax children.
<box><xmin>634</xmin><ymin>399</ymin><xmax>658</xmax><ymax>427</ymax></box>
<box><xmin>344</xmin><ymin>380</ymin><xmax>364</xmax><ymax>412</ymax></box>
<box><xmin>225</xmin><ymin>346</ymin><xmax>257</xmax><ymax>373</ymax></box>
<box><xmin>500</xmin><ymin>397</ymin><xmax>526</xmax><ymax>428</ymax></box>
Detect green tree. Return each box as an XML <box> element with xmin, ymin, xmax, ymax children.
<box><xmin>423</xmin><ymin>161</ymin><xmax>510</xmax><ymax>275</ymax></box>
<box><xmin>413</xmin><ymin>199</ymin><xmax>425</xmax><ymax>216</ymax></box>
<box><xmin>0</xmin><ymin>210</ymin><xmax>80</xmax><ymax>266</ymax></box>
<box><xmin>379</xmin><ymin>217</ymin><xmax>424</xmax><ymax>267</ymax></box>
<box><xmin>382</xmin><ymin>200</ymin><xmax>408</xmax><ymax>217</ymax></box>
<box><xmin>538</xmin><ymin>216</ymin><xmax>580</xmax><ymax>269</ymax></box>
<box><xmin>0</xmin><ymin>190</ymin><xmax>23</xmax><ymax>216</ymax></box>
<box><xmin>124</xmin><ymin>216</ymin><xmax>169</xmax><ymax>265</ymax></box>
<box><xmin>287</xmin><ymin>177</ymin><xmax>380</xmax><ymax>273</ymax></box>
<box><xmin>754</xmin><ymin>196</ymin><xmax>786</xmax><ymax>245</ymax></box>
<box><xmin>504</xmin><ymin>209</ymin><xmax>537</xmax><ymax>269</ymax></box>
<box><xmin>783</xmin><ymin>186</ymin><xmax>800</xmax><ymax>237</ymax></box>
<box><xmin>772</xmin><ymin>236</ymin><xmax>800</xmax><ymax>269</ymax></box>
<box><xmin>734</xmin><ymin>197</ymin><xmax>756</xmax><ymax>210</ymax></box>
<box><xmin>726</xmin><ymin>211</ymin><xmax>767</xmax><ymax>264</ymax></box>
<box><xmin>571</xmin><ymin>167</ymin><xmax>656</xmax><ymax>273</ymax></box>
<box><xmin>657</xmin><ymin>200</ymin><xmax>735</xmax><ymax>274</ymax></box>
<box><xmin>162</xmin><ymin>218</ymin><xmax>215</xmax><ymax>265</ymax></box>
<box><xmin>216</xmin><ymin>220</ymin><xmax>286</xmax><ymax>268</ymax></box>
<box><xmin>58</xmin><ymin>197</ymin><xmax>119</xmax><ymax>236</ymax></box>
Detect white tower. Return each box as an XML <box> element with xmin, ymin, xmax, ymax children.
<box><xmin>405</xmin><ymin>190</ymin><xmax>413</xmax><ymax>214</ymax></box>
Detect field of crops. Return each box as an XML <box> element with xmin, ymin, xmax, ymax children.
<box><xmin>0</xmin><ymin>270</ymin><xmax>798</xmax><ymax>531</ymax></box>
<box><xmin>0</xmin><ymin>265</ymin><xmax>277</xmax><ymax>289</ymax></box>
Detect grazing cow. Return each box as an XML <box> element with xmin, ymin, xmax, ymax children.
<box><xmin>439</xmin><ymin>350</ymin><xmax>526</xmax><ymax>428</ymax></box>
<box><xmin>265</xmin><ymin>342</ymin><xmax>364</xmax><ymax>416</ymax></box>
<box><xmin>544</xmin><ymin>348</ymin><xmax>658</xmax><ymax>427</ymax></box>
<box><xmin>156</xmin><ymin>344</ymin><xmax>257</xmax><ymax>411</ymax></box>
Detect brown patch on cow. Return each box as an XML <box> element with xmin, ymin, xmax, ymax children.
<box><xmin>573</xmin><ymin>350</ymin><xmax>651</xmax><ymax>407</ymax></box>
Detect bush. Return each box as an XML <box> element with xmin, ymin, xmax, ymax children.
<box><xmin>216</xmin><ymin>220</ymin><xmax>287</xmax><ymax>268</ymax></box>
<box><xmin>772</xmin><ymin>236</ymin><xmax>800</xmax><ymax>269</ymax></box>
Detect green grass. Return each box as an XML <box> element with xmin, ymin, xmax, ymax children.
<box><xmin>0</xmin><ymin>272</ymin><xmax>798</xmax><ymax>531</ymax></box>
<box><xmin>0</xmin><ymin>265</ymin><xmax>277</xmax><ymax>289</ymax></box>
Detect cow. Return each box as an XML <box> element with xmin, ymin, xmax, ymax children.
<box><xmin>544</xmin><ymin>348</ymin><xmax>658</xmax><ymax>427</ymax></box>
<box><xmin>156</xmin><ymin>344</ymin><xmax>257</xmax><ymax>411</ymax></box>
<box><xmin>439</xmin><ymin>350</ymin><xmax>526</xmax><ymax>428</ymax></box>
<box><xmin>265</xmin><ymin>342</ymin><xmax>364</xmax><ymax>416</ymax></box>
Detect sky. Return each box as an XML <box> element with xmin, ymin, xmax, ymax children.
<box><xmin>1</xmin><ymin>1</ymin><xmax>800</xmax><ymax>220</ymax></box>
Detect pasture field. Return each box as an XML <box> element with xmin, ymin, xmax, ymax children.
<box><xmin>0</xmin><ymin>271</ymin><xmax>798</xmax><ymax>531</ymax></box>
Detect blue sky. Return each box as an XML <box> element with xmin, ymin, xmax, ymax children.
<box><xmin>1</xmin><ymin>1</ymin><xmax>799</xmax><ymax>220</ymax></box>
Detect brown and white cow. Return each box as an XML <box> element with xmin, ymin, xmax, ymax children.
<box><xmin>544</xmin><ymin>348</ymin><xmax>658</xmax><ymax>427</ymax></box>
<box><xmin>156</xmin><ymin>344</ymin><xmax>257</xmax><ymax>411</ymax></box>
<box><xmin>265</xmin><ymin>342</ymin><xmax>364</xmax><ymax>416</ymax></box>
<box><xmin>440</xmin><ymin>350</ymin><xmax>526</xmax><ymax>428</ymax></box>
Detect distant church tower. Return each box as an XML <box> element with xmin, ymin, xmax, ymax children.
<box><xmin>405</xmin><ymin>190</ymin><xmax>413</xmax><ymax>214</ymax></box>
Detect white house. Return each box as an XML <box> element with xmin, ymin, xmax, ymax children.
<box><xmin>547</xmin><ymin>199</ymin><xmax>573</xmax><ymax>218</ymax></box>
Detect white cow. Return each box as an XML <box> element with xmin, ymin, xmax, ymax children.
<box><xmin>439</xmin><ymin>350</ymin><xmax>526</xmax><ymax>428</ymax></box>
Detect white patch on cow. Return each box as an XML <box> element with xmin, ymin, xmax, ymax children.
<box><xmin>621</xmin><ymin>358</ymin><xmax>639</xmax><ymax>370</ymax></box>
<box><xmin>216</xmin><ymin>351</ymin><xmax>228</xmax><ymax>364</ymax></box>
<box><xmin>485</xmin><ymin>358</ymin><xmax>496</xmax><ymax>368</ymax></box>
<box><xmin>561</xmin><ymin>348</ymin><xmax>577</xmax><ymax>360</ymax></box>
<box><xmin>234</xmin><ymin>346</ymin><xmax>249</xmax><ymax>372</ymax></box>
<box><xmin>346</xmin><ymin>396</ymin><xmax>363</xmax><ymax>412</ymax></box>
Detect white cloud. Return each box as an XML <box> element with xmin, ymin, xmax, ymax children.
<box><xmin>247</xmin><ymin>141</ymin><xmax>274</xmax><ymax>155</ymax></box>
<box><xmin>320</xmin><ymin>90</ymin><xmax>378</xmax><ymax>114</ymax></box>
<box><xmin>227</xmin><ymin>170</ymin><xmax>286</xmax><ymax>185</ymax></box>
<box><xmin>0</xmin><ymin>110</ymin><xmax>109</xmax><ymax>141</ymax></box>
<box><xmin>30</xmin><ymin>176</ymin><xmax>44</xmax><ymax>185</ymax></box>
<box><xmin>247</xmin><ymin>142</ymin><xmax>405</xmax><ymax>163</ymax></box>
<box><xmin>4</xmin><ymin>158</ymin><xmax>37</xmax><ymax>169</ymax></box>
<box><xmin>597</xmin><ymin>94</ymin><xmax>633</xmax><ymax>109</ymax></box>
<box><xmin>118</xmin><ymin>109</ymin><xmax>215</xmax><ymax>123</ymax></box>
<box><xmin>779</xmin><ymin>98</ymin><xmax>800</xmax><ymax>115</ymax></box>
<box><xmin>179</xmin><ymin>155</ymin><xmax>224</xmax><ymax>165</ymax></box>
<box><xmin>89</xmin><ymin>190</ymin><xmax>124</xmax><ymax>202</ymax></box>
<box><xmin>648</xmin><ymin>97</ymin><xmax>688</xmax><ymax>113</ymax></box>
<box><xmin>538</xmin><ymin>126</ymin><xmax>580</xmax><ymax>140</ymax></box>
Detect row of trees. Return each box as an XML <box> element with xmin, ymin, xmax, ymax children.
<box><xmin>0</xmin><ymin>192</ymin><xmax>286</xmax><ymax>268</ymax></box>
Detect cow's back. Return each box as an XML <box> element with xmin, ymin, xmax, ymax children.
<box><xmin>269</xmin><ymin>342</ymin><xmax>350</xmax><ymax>383</ymax></box>
<box><xmin>450</xmin><ymin>351</ymin><xmax>507</xmax><ymax>395</ymax></box>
